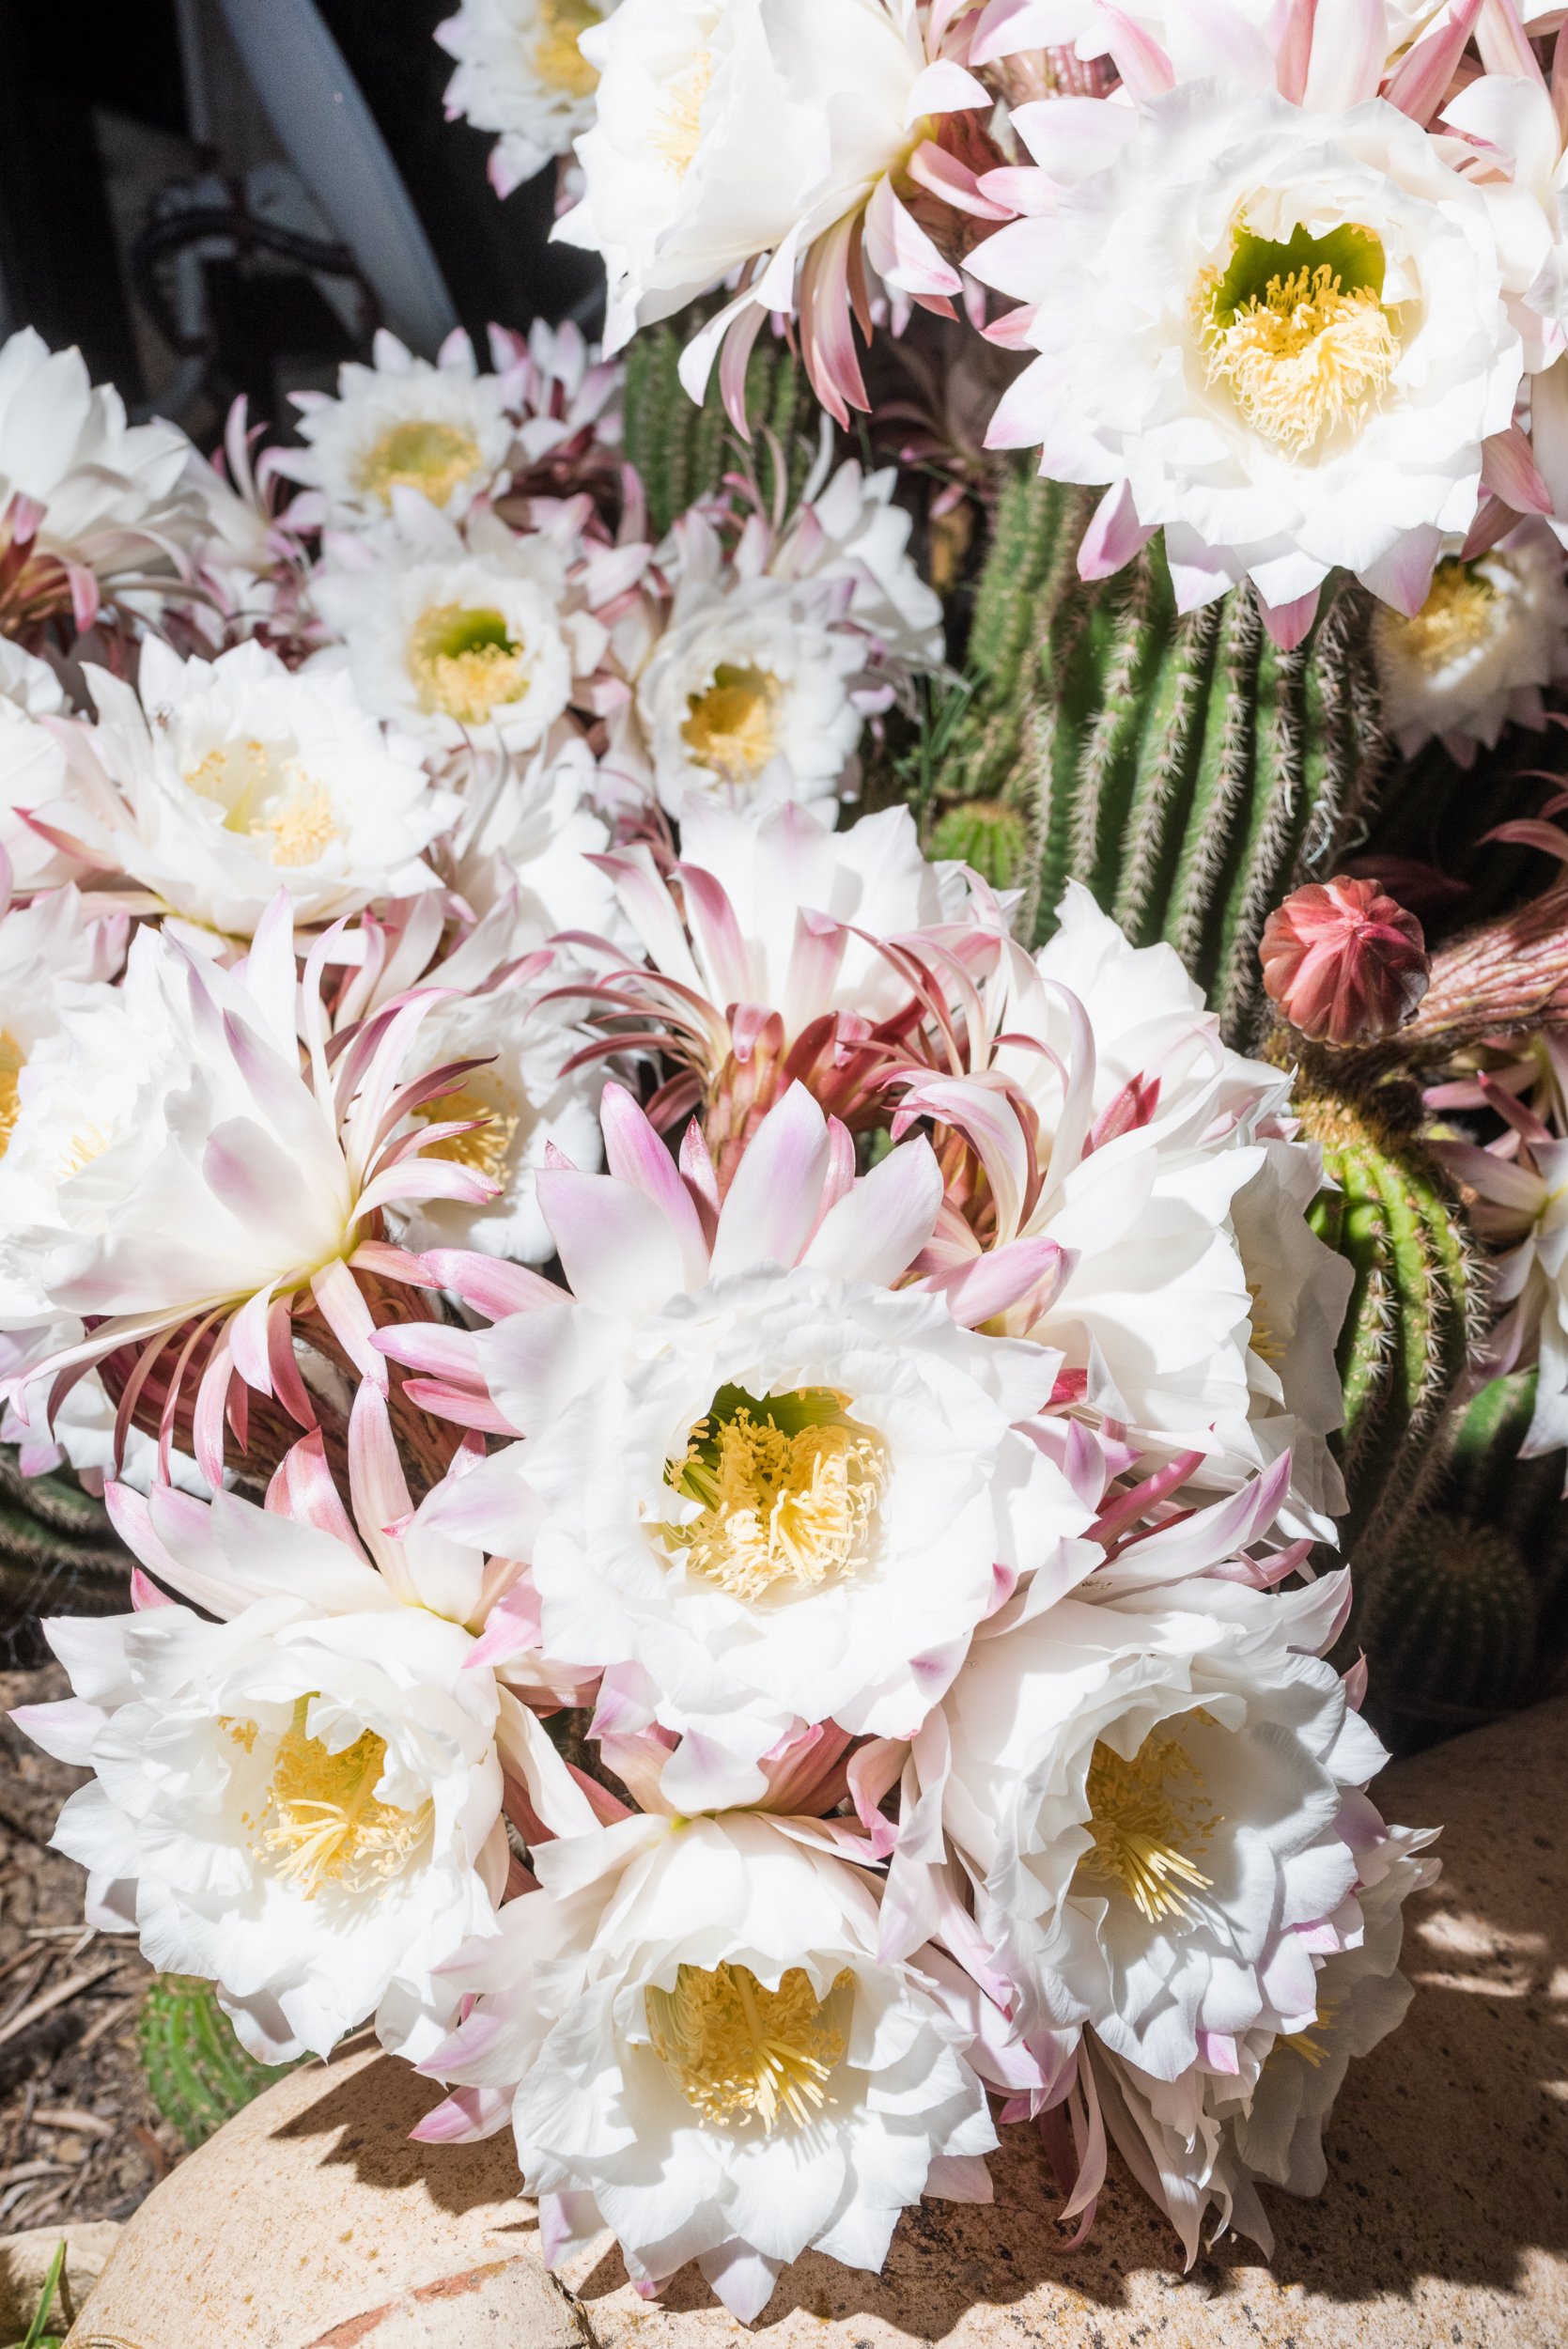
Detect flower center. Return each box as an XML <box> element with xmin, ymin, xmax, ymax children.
<box><xmin>646</xmin><ymin>1962</ymin><xmax>851</xmax><ymax>2133</ymax></box>
<box><xmin>1201</xmin><ymin>223</ymin><xmax>1396</xmax><ymax>458</ymax></box>
<box><xmin>534</xmin><ymin>0</ymin><xmax>600</xmax><ymax>97</ymax></box>
<box><xmin>254</xmin><ymin>1697</ymin><xmax>431</xmax><ymax>1900</ymax></box>
<box><xmin>409</xmin><ymin>602</ymin><xmax>531</xmax><ymax>724</ymax></box>
<box><xmin>185</xmin><ymin>739</ymin><xmax>343</xmax><ymax>869</ymax></box>
<box><xmin>416</xmin><ymin>1081</ymin><xmax>520</xmax><ymax>1184</ymax></box>
<box><xmin>682</xmin><ymin>663</ymin><xmax>782</xmax><ymax>785</ymax></box>
<box><xmin>1075</xmin><ymin>1728</ymin><xmax>1219</xmax><ymax>1926</ymax></box>
<box><xmin>661</xmin><ymin>1385</ymin><xmax>886</xmax><ymax>1601</ymax></box>
<box><xmin>653</xmin><ymin>50</ymin><xmax>714</xmax><ymax>179</ymax></box>
<box><xmin>1381</xmin><ymin>556</ymin><xmax>1500</xmax><ymax>672</ymax></box>
<box><xmin>356</xmin><ymin>420</ymin><xmax>486</xmax><ymax>510</ymax></box>
<box><xmin>0</xmin><ymin>1033</ymin><xmax>23</xmax><ymax>1159</ymax></box>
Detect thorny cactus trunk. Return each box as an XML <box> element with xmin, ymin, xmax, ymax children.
<box><xmin>621</xmin><ymin>318</ymin><xmax>813</xmax><ymax>542</ymax></box>
<box><xmin>0</xmin><ymin>1448</ymin><xmax>132</xmax><ymax>1663</ymax></box>
<box><xmin>1355</xmin><ymin>1372</ymin><xmax>1568</xmax><ymax>1745</ymax></box>
<box><xmin>939</xmin><ymin>465</ymin><xmax>1388</xmax><ymax>1045</ymax></box>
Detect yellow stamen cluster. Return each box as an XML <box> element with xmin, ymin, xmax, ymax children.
<box><xmin>1203</xmin><ymin>262</ymin><xmax>1396</xmax><ymax>457</ymax></box>
<box><xmin>259</xmin><ymin>786</ymin><xmax>340</xmax><ymax>868</ymax></box>
<box><xmin>186</xmin><ymin>740</ymin><xmax>343</xmax><ymax>868</ymax></box>
<box><xmin>654</xmin><ymin>51</ymin><xmax>714</xmax><ymax>179</ymax></box>
<box><xmin>356</xmin><ymin>420</ymin><xmax>485</xmax><ymax>511</ymax></box>
<box><xmin>409</xmin><ymin>602</ymin><xmax>531</xmax><ymax>725</ymax></box>
<box><xmin>646</xmin><ymin>1962</ymin><xmax>851</xmax><ymax>2133</ymax></box>
<box><xmin>1382</xmin><ymin>557</ymin><xmax>1500</xmax><ymax>674</ymax></box>
<box><xmin>534</xmin><ymin>0</ymin><xmax>600</xmax><ymax>98</ymax></box>
<box><xmin>1076</xmin><ymin>1729</ymin><xmax>1220</xmax><ymax>1926</ymax></box>
<box><xmin>663</xmin><ymin>1392</ymin><xmax>885</xmax><ymax>1602</ymax></box>
<box><xmin>682</xmin><ymin>663</ymin><xmax>782</xmax><ymax>785</ymax></box>
<box><xmin>253</xmin><ymin>1698</ymin><xmax>431</xmax><ymax>1900</ymax></box>
<box><xmin>1276</xmin><ymin>1999</ymin><xmax>1340</xmax><ymax>2070</ymax></box>
<box><xmin>0</xmin><ymin>1033</ymin><xmax>23</xmax><ymax>1159</ymax></box>
<box><xmin>417</xmin><ymin>1081</ymin><xmax>520</xmax><ymax>1186</ymax></box>
<box><xmin>1247</xmin><ymin>1281</ymin><xmax>1286</xmax><ymax>1367</ymax></box>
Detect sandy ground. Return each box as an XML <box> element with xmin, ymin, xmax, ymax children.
<box><xmin>0</xmin><ymin>1666</ymin><xmax>186</xmax><ymax>2232</ymax></box>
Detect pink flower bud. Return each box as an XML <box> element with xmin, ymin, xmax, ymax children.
<box><xmin>1260</xmin><ymin>877</ymin><xmax>1430</xmax><ymax>1048</ymax></box>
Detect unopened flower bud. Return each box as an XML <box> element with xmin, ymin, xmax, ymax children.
<box><xmin>1260</xmin><ymin>877</ymin><xmax>1429</xmax><ymax>1048</ymax></box>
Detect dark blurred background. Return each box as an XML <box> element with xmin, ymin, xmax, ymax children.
<box><xmin>0</xmin><ymin>0</ymin><xmax>600</xmax><ymax>443</ymax></box>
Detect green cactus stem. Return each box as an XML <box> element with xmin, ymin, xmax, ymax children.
<box><xmin>1295</xmin><ymin>1083</ymin><xmax>1476</xmax><ymax>1545</ymax></box>
<box><xmin>0</xmin><ymin>1449</ymin><xmax>131</xmax><ymax>1664</ymax></box>
<box><xmin>620</xmin><ymin>316</ymin><xmax>811</xmax><ymax>542</ymax></box>
<box><xmin>138</xmin><ymin>1975</ymin><xmax>302</xmax><ymax>2149</ymax></box>
<box><xmin>1358</xmin><ymin>1517</ymin><xmax>1539</xmax><ymax>1724</ymax></box>
<box><xmin>929</xmin><ymin>800</ymin><xmax>1028</xmax><ymax>891</ymax></box>
<box><xmin>940</xmin><ymin>463</ymin><xmax>1386</xmax><ymax>1046</ymax></box>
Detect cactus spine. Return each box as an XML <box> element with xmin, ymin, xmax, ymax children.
<box><xmin>138</xmin><ymin>1975</ymin><xmax>301</xmax><ymax>2149</ymax></box>
<box><xmin>942</xmin><ymin>463</ymin><xmax>1386</xmax><ymax>1044</ymax></box>
<box><xmin>620</xmin><ymin>317</ymin><xmax>811</xmax><ymax>542</ymax></box>
<box><xmin>0</xmin><ymin>1449</ymin><xmax>130</xmax><ymax>1663</ymax></box>
<box><xmin>1292</xmin><ymin>1081</ymin><xmax>1476</xmax><ymax>1544</ymax></box>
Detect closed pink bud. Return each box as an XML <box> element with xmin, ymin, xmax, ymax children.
<box><xmin>1260</xmin><ymin>877</ymin><xmax>1429</xmax><ymax>1048</ymax></box>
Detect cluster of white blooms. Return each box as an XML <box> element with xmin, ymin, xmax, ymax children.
<box><xmin>1</xmin><ymin>305</ymin><xmax>1435</xmax><ymax>2322</ymax></box>
<box><xmin>529</xmin><ymin>0</ymin><xmax>1568</xmax><ymax>690</ymax></box>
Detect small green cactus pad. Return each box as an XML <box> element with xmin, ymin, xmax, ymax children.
<box><xmin>138</xmin><ymin>1975</ymin><xmax>302</xmax><ymax>2149</ymax></box>
<box><xmin>620</xmin><ymin>316</ymin><xmax>813</xmax><ymax>543</ymax></box>
<box><xmin>0</xmin><ymin>1447</ymin><xmax>132</xmax><ymax>1665</ymax></box>
<box><xmin>1358</xmin><ymin>1517</ymin><xmax>1538</xmax><ymax>1722</ymax></box>
<box><xmin>940</xmin><ymin>465</ymin><xmax>1386</xmax><ymax>1044</ymax></box>
<box><xmin>1297</xmin><ymin>1089</ymin><xmax>1475</xmax><ymax>1544</ymax></box>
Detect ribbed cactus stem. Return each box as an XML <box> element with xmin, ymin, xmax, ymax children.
<box><xmin>1295</xmin><ymin>1083</ymin><xmax>1475</xmax><ymax>1543</ymax></box>
<box><xmin>619</xmin><ymin>316</ymin><xmax>809</xmax><ymax>542</ymax></box>
<box><xmin>1359</xmin><ymin>1517</ymin><xmax>1539</xmax><ymax>1723</ymax></box>
<box><xmin>929</xmin><ymin>801</ymin><xmax>1027</xmax><ymax>890</ymax></box>
<box><xmin>0</xmin><ymin>1449</ymin><xmax>130</xmax><ymax>1663</ymax></box>
<box><xmin>941</xmin><ymin>463</ymin><xmax>1386</xmax><ymax>1044</ymax></box>
<box><xmin>138</xmin><ymin>1975</ymin><xmax>300</xmax><ymax>2149</ymax></box>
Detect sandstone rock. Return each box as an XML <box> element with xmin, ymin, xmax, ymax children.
<box><xmin>0</xmin><ymin>2222</ymin><xmax>120</xmax><ymax>2340</ymax></box>
<box><xmin>67</xmin><ymin>1699</ymin><xmax>1568</xmax><ymax>2349</ymax></box>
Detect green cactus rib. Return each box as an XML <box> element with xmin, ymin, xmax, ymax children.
<box><xmin>1298</xmin><ymin>1095</ymin><xmax>1474</xmax><ymax>1543</ymax></box>
<box><xmin>940</xmin><ymin>463</ymin><xmax>1385</xmax><ymax>1045</ymax></box>
<box><xmin>138</xmin><ymin>1975</ymin><xmax>302</xmax><ymax>2150</ymax></box>
<box><xmin>1359</xmin><ymin>1517</ymin><xmax>1539</xmax><ymax>1719</ymax></box>
<box><xmin>929</xmin><ymin>801</ymin><xmax>1027</xmax><ymax>891</ymax></box>
<box><xmin>620</xmin><ymin>316</ymin><xmax>811</xmax><ymax>543</ymax></box>
<box><xmin>0</xmin><ymin>1447</ymin><xmax>132</xmax><ymax>1657</ymax></box>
